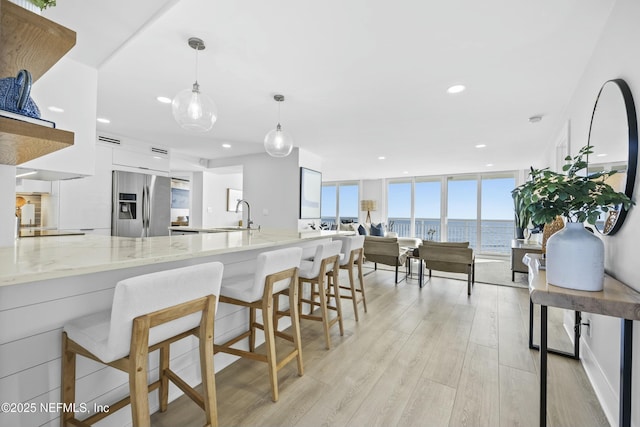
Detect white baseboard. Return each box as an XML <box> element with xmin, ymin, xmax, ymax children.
<box><xmin>563</xmin><ymin>312</ymin><xmax>617</xmax><ymax>427</ymax></box>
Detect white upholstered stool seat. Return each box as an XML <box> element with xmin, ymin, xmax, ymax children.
<box><xmin>295</xmin><ymin>240</ymin><xmax>344</xmax><ymax>349</ymax></box>
<box><xmin>214</xmin><ymin>247</ymin><xmax>303</xmax><ymax>402</ymax></box>
<box><xmin>333</xmin><ymin>235</ymin><xmax>367</xmax><ymax>321</ymax></box>
<box><xmin>61</xmin><ymin>262</ymin><xmax>224</xmax><ymax>427</ymax></box>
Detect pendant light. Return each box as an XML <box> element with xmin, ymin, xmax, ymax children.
<box><xmin>172</xmin><ymin>37</ymin><xmax>218</xmax><ymax>132</ymax></box>
<box><xmin>264</xmin><ymin>94</ymin><xmax>294</xmax><ymax>157</ymax></box>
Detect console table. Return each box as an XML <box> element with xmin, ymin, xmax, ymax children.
<box><xmin>511</xmin><ymin>239</ymin><xmax>542</xmax><ymax>280</ymax></box>
<box><xmin>524</xmin><ymin>253</ymin><xmax>640</xmax><ymax>427</ymax></box>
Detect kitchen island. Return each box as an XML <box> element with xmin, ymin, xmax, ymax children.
<box><xmin>0</xmin><ymin>229</ymin><xmax>344</xmax><ymax>426</ymax></box>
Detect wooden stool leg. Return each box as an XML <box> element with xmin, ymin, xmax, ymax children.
<box><xmin>357</xmin><ymin>258</ymin><xmax>367</xmax><ymax>313</ymax></box>
<box><xmin>332</xmin><ymin>268</ymin><xmax>344</xmax><ymax>336</ymax></box>
<box><xmin>347</xmin><ymin>264</ymin><xmax>359</xmax><ymax>321</ymax></box>
<box><xmin>159</xmin><ymin>344</ymin><xmax>169</xmax><ymax>412</ymax></box>
<box><xmin>273</xmin><ymin>293</ymin><xmax>280</xmax><ymax>330</ymax></box>
<box><xmin>200</xmin><ymin>299</ymin><xmax>218</xmax><ymax>427</ymax></box>
<box><xmin>317</xmin><ymin>276</ymin><xmax>332</xmax><ymax>350</ymax></box>
<box><xmin>298</xmin><ymin>281</ymin><xmax>304</xmax><ymax>313</ymax></box>
<box><xmin>261</xmin><ymin>293</ymin><xmax>279</xmax><ymax>402</ymax></box>
<box><xmin>249</xmin><ymin>306</ymin><xmax>256</xmax><ymax>352</ymax></box>
<box><xmin>289</xmin><ymin>277</ymin><xmax>304</xmax><ymax>376</ymax></box>
<box><xmin>309</xmin><ymin>282</ymin><xmax>318</xmax><ymax>315</ymax></box>
<box><xmin>129</xmin><ymin>318</ymin><xmax>151</xmax><ymax>427</ymax></box>
<box><xmin>61</xmin><ymin>332</ymin><xmax>76</xmax><ymax>427</ymax></box>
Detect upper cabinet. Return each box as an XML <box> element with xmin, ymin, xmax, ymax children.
<box><xmin>0</xmin><ymin>0</ymin><xmax>76</xmax><ymax>165</ymax></box>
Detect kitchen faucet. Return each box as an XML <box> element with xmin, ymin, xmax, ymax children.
<box><xmin>235</xmin><ymin>199</ymin><xmax>253</xmax><ymax>229</ymax></box>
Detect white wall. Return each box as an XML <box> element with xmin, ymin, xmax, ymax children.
<box><xmin>201</xmin><ymin>170</ymin><xmax>243</xmax><ymax>228</ymax></box>
<box><xmin>0</xmin><ymin>165</ymin><xmax>17</xmax><ymax>246</ymax></box>
<box><xmin>208</xmin><ymin>148</ymin><xmax>307</xmax><ymax>230</ymax></box>
<box><xmin>556</xmin><ymin>1</ymin><xmax>640</xmax><ymax>425</ymax></box>
<box><xmin>23</xmin><ymin>57</ymin><xmax>98</xmax><ymax>177</ymax></box>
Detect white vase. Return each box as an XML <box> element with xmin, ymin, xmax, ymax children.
<box><xmin>545</xmin><ymin>222</ymin><xmax>604</xmax><ymax>291</ymax></box>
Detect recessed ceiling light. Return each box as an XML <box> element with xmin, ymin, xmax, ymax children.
<box><xmin>97</xmin><ymin>117</ymin><xmax>111</xmax><ymax>124</ymax></box>
<box><xmin>447</xmin><ymin>84</ymin><xmax>466</xmax><ymax>94</ymax></box>
<box><xmin>475</xmin><ymin>144</ymin><xmax>486</xmax><ymax>148</ymax></box>
<box><xmin>486</xmin><ymin>163</ymin><xmax>494</xmax><ymax>167</ymax></box>
<box><xmin>222</xmin><ymin>143</ymin><xmax>231</xmax><ymax>149</ymax></box>
<box><xmin>596</xmin><ymin>153</ymin><xmax>608</xmax><ymax>157</ymax></box>
<box><xmin>528</xmin><ymin>115</ymin><xmax>543</xmax><ymax>123</ymax></box>
<box><xmin>157</xmin><ymin>96</ymin><xmax>172</xmax><ymax>104</ymax></box>
<box><xmin>48</xmin><ymin>106</ymin><xmax>64</xmax><ymax>113</ymax></box>
<box><xmin>403</xmin><ymin>171</ymin><xmax>409</xmax><ymax>174</ymax></box>
<box><xmin>378</xmin><ymin>156</ymin><xmax>386</xmax><ymax>160</ymax></box>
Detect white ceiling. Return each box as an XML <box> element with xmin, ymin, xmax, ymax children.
<box><xmin>42</xmin><ymin>0</ymin><xmax>616</xmax><ymax>181</ymax></box>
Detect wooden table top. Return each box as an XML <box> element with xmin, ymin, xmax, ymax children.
<box><xmin>524</xmin><ymin>253</ymin><xmax>640</xmax><ymax>321</ymax></box>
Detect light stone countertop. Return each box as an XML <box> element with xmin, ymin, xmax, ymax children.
<box><xmin>1</xmin><ymin>229</ymin><xmax>345</xmax><ymax>287</ymax></box>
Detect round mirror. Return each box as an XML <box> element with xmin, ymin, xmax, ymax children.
<box><xmin>587</xmin><ymin>79</ymin><xmax>638</xmax><ymax>235</ymax></box>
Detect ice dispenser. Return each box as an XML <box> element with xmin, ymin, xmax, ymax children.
<box><xmin>118</xmin><ymin>193</ymin><xmax>137</xmax><ymax>219</ymax></box>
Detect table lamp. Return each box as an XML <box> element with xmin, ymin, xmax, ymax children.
<box><xmin>360</xmin><ymin>200</ymin><xmax>377</xmax><ymax>224</ymax></box>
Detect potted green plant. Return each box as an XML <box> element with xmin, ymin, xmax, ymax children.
<box><xmin>512</xmin><ymin>144</ymin><xmax>633</xmax><ymax>291</ymax></box>
<box><xmin>512</xmin><ymin>190</ymin><xmax>531</xmax><ymax>239</ymax></box>
<box><xmin>28</xmin><ymin>0</ymin><xmax>56</xmax><ymax>10</ymax></box>
<box><xmin>9</xmin><ymin>0</ymin><xmax>55</xmax><ymax>13</ymax></box>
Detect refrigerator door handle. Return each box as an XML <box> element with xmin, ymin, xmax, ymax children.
<box><xmin>147</xmin><ymin>181</ymin><xmax>154</xmax><ymax>234</ymax></box>
<box><xmin>142</xmin><ymin>184</ymin><xmax>148</xmax><ymax>237</ymax></box>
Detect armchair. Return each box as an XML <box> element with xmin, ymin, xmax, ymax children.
<box><xmin>418</xmin><ymin>241</ymin><xmax>475</xmax><ymax>295</ymax></box>
<box><xmin>363</xmin><ymin>236</ymin><xmax>409</xmax><ymax>283</ymax></box>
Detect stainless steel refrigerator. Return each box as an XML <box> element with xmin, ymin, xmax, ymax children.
<box><xmin>112</xmin><ymin>171</ymin><xmax>171</xmax><ymax>237</ymax></box>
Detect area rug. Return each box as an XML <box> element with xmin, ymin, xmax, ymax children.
<box><xmin>364</xmin><ymin>257</ymin><xmax>528</xmax><ymax>288</ymax></box>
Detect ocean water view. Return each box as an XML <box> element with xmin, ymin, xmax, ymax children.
<box><xmin>322</xmin><ymin>217</ymin><xmax>515</xmax><ymax>255</ymax></box>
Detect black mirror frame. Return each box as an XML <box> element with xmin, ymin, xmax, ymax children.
<box><xmin>587</xmin><ymin>78</ymin><xmax>638</xmax><ymax>235</ymax></box>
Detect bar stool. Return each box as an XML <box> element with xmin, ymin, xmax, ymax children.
<box><xmin>61</xmin><ymin>262</ymin><xmax>224</xmax><ymax>427</ymax></box>
<box><xmin>297</xmin><ymin>240</ymin><xmax>344</xmax><ymax>349</ymax></box>
<box><xmin>213</xmin><ymin>247</ymin><xmax>303</xmax><ymax>402</ymax></box>
<box><xmin>333</xmin><ymin>235</ymin><xmax>367</xmax><ymax>321</ymax></box>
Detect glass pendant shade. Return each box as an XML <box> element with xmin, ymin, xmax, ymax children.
<box><xmin>172</xmin><ymin>82</ymin><xmax>218</xmax><ymax>132</ymax></box>
<box><xmin>264</xmin><ymin>123</ymin><xmax>294</xmax><ymax>157</ymax></box>
<box><xmin>172</xmin><ymin>37</ymin><xmax>217</xmax><ymax>132</ymax></box>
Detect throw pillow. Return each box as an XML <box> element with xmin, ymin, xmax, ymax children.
<box><xmin>339</xmin><ymin>223</ymin><xmax>352</xmax><ymax>231</ymax></box>
<box><xmin>358</xmin><ymin>224</ymin><xmax>367</xmax><ymax>235</ymax></box>
<box><xmin>370</xmin><ymin>222</ymin><xmax>384</xmax><ymax>236</ymax></box>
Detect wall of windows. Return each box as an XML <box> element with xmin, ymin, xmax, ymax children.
<box><xmin>321</xmin><ymin>182</ymin><xmax>359</xmax><ymax>227</ymax></box>
<box><xmin>386</xmin><ymin>173</ymin><xmax>516</xmax><ymax>255</ymax></box>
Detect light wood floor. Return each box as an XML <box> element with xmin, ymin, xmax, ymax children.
<box><xmin>151</xmin><ymin>270</ymin><xmax>608</xmax><ymax>427</ymax></box>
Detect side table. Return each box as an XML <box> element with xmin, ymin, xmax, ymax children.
<box><xmin>524</xmin><ymin>253</ymin><xmax>640</xmax><ymax>427</ymax></box>
<box><xmin>405</xmin><ymin>249</ymin><xmax>424</xmax><ymax>287</ymax></box>
<box><xmin>511</xmin><ymin>239</ymin><xmax>542</xmax><ymax>280</ymax></box>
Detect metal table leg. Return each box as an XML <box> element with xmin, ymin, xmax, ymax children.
<box><xmin>529</xmin><ymin>298</ymin><xmax>581</xmax><ymax>360</ymax></box>
<box><xmin>620</xmin><ymin>319</ymin><xmax>633</xmax><ymax>427</ymax></box>
<box><xmin>540</xmin><ymin>305</ymin><xmax>548</xmax><ymax>427</ymax></box>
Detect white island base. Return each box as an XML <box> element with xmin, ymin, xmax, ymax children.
<box><xmin>0</xmin><ymin>229</ymin><xmax>342</xmax><ymax>426</ymax></box>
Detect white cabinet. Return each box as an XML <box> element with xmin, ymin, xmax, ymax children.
<box><xmin>57</xmin><ymin>144</ymin><xmax>112</xmax><ymax>232</ymax></box>
<box><xmin>111</xmin><ymin>138</ymin><xmax>170</xmax><ymax>174</ymax></box>
<box><xmin>16</xmin><ymin>179</ymin><xmax>51</xmax><ymax>194</ymax></box>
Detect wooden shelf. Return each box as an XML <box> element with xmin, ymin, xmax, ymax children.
<box><xmin>0</xmin><ymin>0</ymin><xmax>77</xmax><ymax>166</ymax></box>
<box><xmin>0</xmin><ymin>117</ymin><xmax>73</xmax><ymax>164</ymax></box>
<box><xmin>0</xmin><ymin>0</ymin><xmax>76</xmax><ymax>81</ymax></box>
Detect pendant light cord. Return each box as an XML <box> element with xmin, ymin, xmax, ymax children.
<box><xmin>277</xmin><ymin>99</ymin><xmax>281</xmax><ymax>127</ymax></box>
<box><xmin>194</xmin><ymin>47</ymin><xmax>199</xmax><ymax>85</ymax></box>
